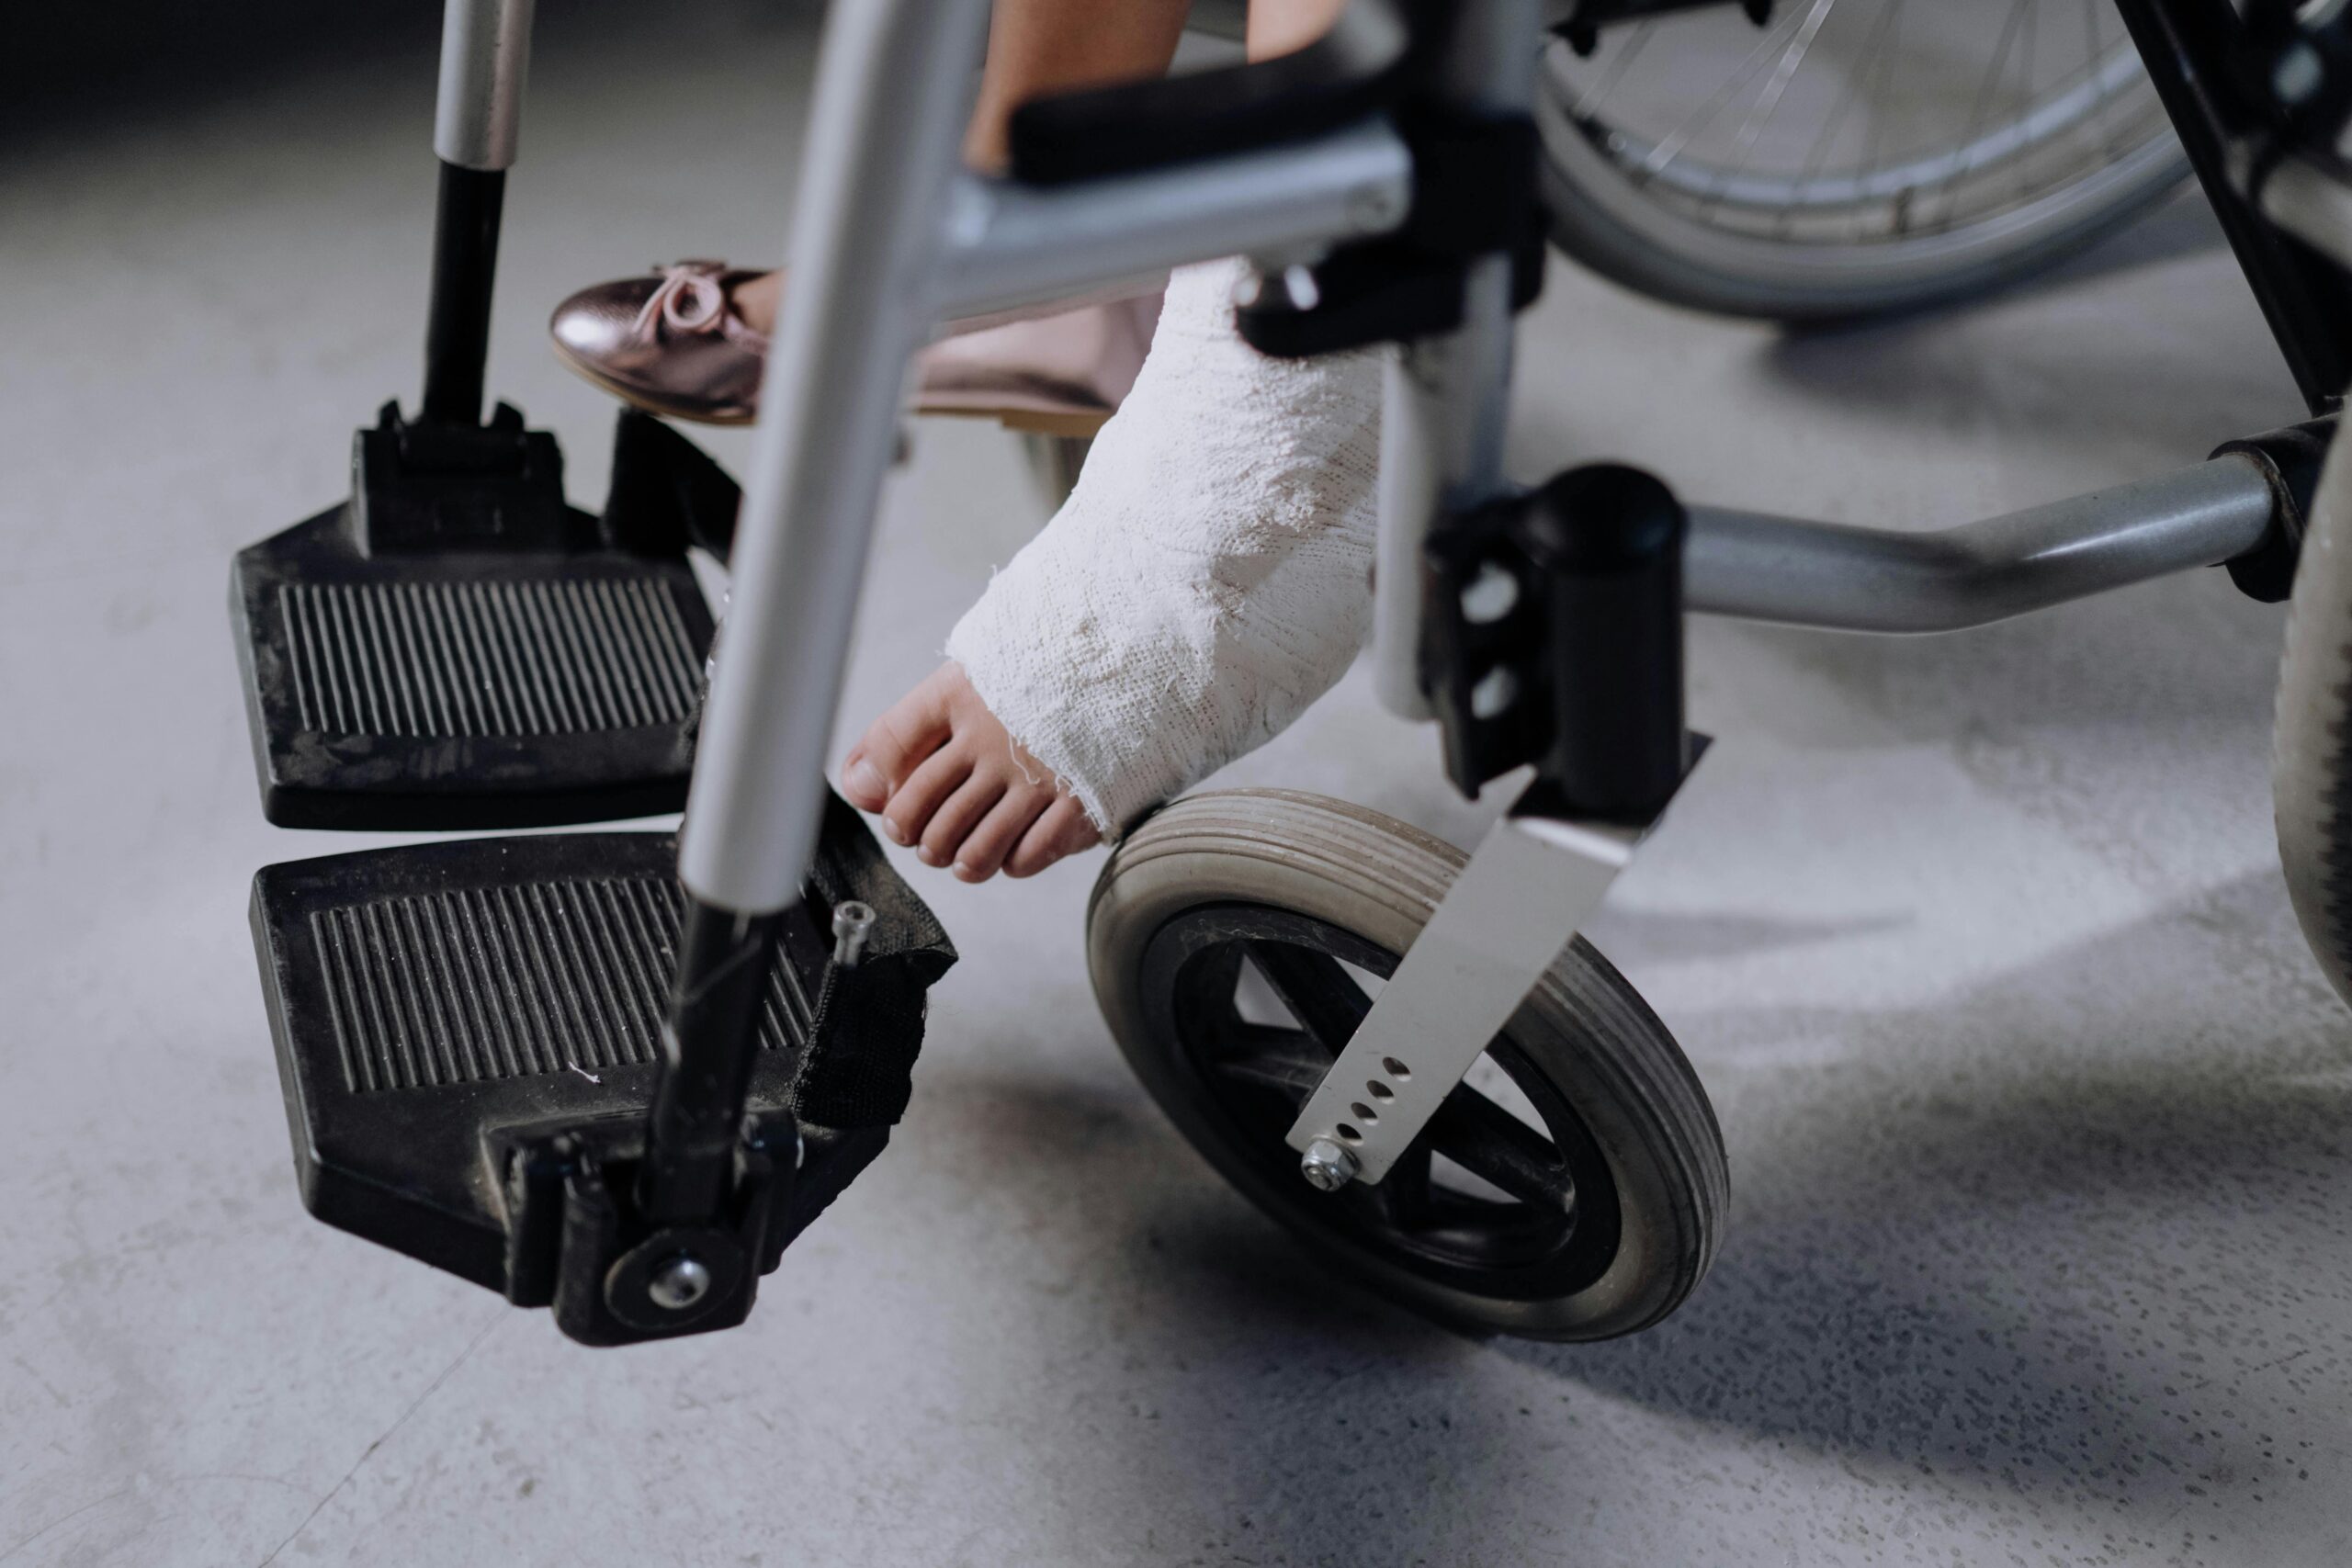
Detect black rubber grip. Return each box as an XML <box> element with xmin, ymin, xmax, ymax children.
<box><xmin>1005</xmin><ymin>0</ymin><xmax>1417</xmax><ymax>185</ymax></box>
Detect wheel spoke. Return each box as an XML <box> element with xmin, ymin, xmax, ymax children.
<box><xmin>1573</xmin><ymin>19</ymin><xmax>1657</xmax><ymax>120</ymax></box>
<box><xmin>1426</xmin><ymin>1085</ymin><xmax>1577</xmax><ymax>1213</ymax></box>
<box><xmin>1202</xmin><ymin>1024</ymin><xmax>1329</xmax><ymax>1099</ymax></box>
<box><xmin>1238</xmin><ymin>942</ymin><xmax>1569</xmax><ymax>1211</ymax></box>
<box><xmin>1363</xmin><ymin>1141</ymin><xmax>1435</xmax><ymax>1229</ymax></box>
<box><xmin>1713</xmin><ymin>0</ymin><xmax>1841</xmax><ymax>199</ymax></box>
<box><xmin>1640</xmin><ymin>2</ymin><xmax>1812</xmax><ymax>177</ymax></box>
<box><xmin>1960</xmin><ymin>0</ymin><xmax>2032</xmax><ymax>183</ymax></box>
<box><xmin>1243</xmin><ymin>942</ymin><xmax>1371</xmax><ymax>1055</ymax></box>
<box><xmin>1788</xmin><ymin>0</ymin><xmax>1904</xmax><ymax>234</ymax></box>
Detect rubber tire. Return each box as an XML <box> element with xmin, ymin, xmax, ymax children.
<box><xmin>1086</xmin><ymin>789</ymin><xmax>1728</xmax><ymax>1339</ymax></box>
<box><xmin>1535</xmin><ymin>60</ymin><xmax>2193</xmax><ymax>323</ymax></box>
<box><xmin>2274</xmin><ymin>423</ymin><xmax>2352</xmax><ymax>1010</ymax></box>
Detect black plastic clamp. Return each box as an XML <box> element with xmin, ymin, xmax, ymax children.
<box><xmin>1235</xmin><ymin>105</ymin><xmax>1548</xmax><ymax>359</ymax></box>
<box><xmin>1555</xmin><ymin>0</ymin><xmax>1774</xmax><ymax>59</ymax></box>
<box><xmin>495</xmin><ymin>1109</ymin><xmax>801</xmax><ymax>1347</ymax></box>
<box><xmin>2237</xmin><ymin>0</ymin><xmax>2352</xmax><ymax>146</ymax></box>
<box><xmin>1423</xmin><ymin>464</ymin><xmax>1690</xmax><ymax>818</ymax></box>
<box><xmin>352</xmin><ymin>400</ymin><xmax>575</xmax><ymax>555</ymax></box>
<box><xmin>2213</xmin><ymin>413</ymin><xmax>2338</xmax><ymax>602</ymax></box>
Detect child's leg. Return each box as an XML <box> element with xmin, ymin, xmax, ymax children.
<box><xmin>838</xmin><ymin>0</ymin><xmax>1387</xmax><ymax>882</ymax></box>
<box><xmin>732</xmin><ymin>0</ymin><xmax>1192</xmax><ymax>334</ymax></box>
<box><xmin>840</xmin><ymin>257</ymin><xmax>1385</xmax><ymax>878</ymax></box>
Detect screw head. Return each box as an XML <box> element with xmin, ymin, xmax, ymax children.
<box><xmin>647</xmin><ymin>1254</ymin><xmax>712</xmax><ymax>1312</ymax></box>
<box><xmin>831</xmin><ymin>900</ymin><xmax>877</xmax><ymax>966</ymax></box>
<box><xmin>1299</xmin><ymin>1136</ymin><xmax>1360</xmax><ymax>1193</ymax></box>
<box><xmin>1470</xmin><ymin>665</ymin><xmax>1520</xmax><ymax>720</ymax></box>
<box><xmin>1460</xmin><ymin>560</ymin><xmax>1521</xmax><ymax>626</ymax></box>
<box><xmin>2276</xmin><ymin>40</ymin><xmax>2325</xmax><ymax>107</ymax></box>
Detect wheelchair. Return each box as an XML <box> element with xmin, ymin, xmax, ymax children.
<box><xmin>227</xmin><ymin>0</ymin><xmax>2352</xmax><ymax>1345</ymax></box>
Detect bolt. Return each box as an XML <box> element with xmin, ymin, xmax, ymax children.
<box><xmin>647</xmin><ymin>1254</ymin><xmax>711</xmax><ymax>1312</ymax></box>
<box><xmin>2276</xmin><ymin>40</ymin><xmax>2325</xmax><ymax>108</ymax></box>
<box><xmin>1299</xmin><ymin>1136</ymin><xmax>1360</xmax><ymax>1192</ymax></box>
<box><xmin>1280</xmin><ymin>264</ymin><xmax>1322</xmax><ymax>312</ymax></box>
<box><xmin>1460</xmin><ymin>560</ymin><xmax>1521</xmax><ymax>625</ymax></box>
<box><xmin>831</xmin><ymin>900</ymin><xmax>876</xmax><ymax>967</ymax></box>
<box><xmin>1470</xmin><ymin>665</ymin><xmax>1519</xmax><ymax>720</ymax></box>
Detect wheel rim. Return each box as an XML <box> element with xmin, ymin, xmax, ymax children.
<box><xmin>1546</xmin><ymin>0</ymin><xmax>2177</xmax><ymax>248</ymax></box>
<box><xmin>1139</xmin><ymin>903</ymin><xmax>1624</xmax><ymax>1301</ymax></box>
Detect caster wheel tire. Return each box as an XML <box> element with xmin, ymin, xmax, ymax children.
<box><xmin>1020</xmin><ymin>431</ymin><xmax>1091</xmax><ymax>512</ymax></box>
<box><xmin>1086</xmin><ymin>789</ymin><xmax>1727</xmax><ymax>1340</ymax></box>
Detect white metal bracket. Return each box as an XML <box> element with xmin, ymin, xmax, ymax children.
<box><xmin>1282</xmin><ymin>776</ymin><xmax>1682</xmax><ymax>1186</ymax></box>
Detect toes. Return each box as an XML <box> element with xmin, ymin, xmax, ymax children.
<box><xmin>880</xmin><ymin>744</ymin><xmax>972</xmax><ymax>848</ymax></box>
<box><xmin>952</xmin><ymin>789</ymin><xmax>1055</xmax><ymax>883</ymax></box>
<box><xmin>1004</xmin><ymin>796</ymin><xmax>1099</xmax><ymax>879</ymax></box>
<box><xmin>918</xmin><ymin>775</ymin><xmax>1008</xmax><ymax>869</ymax></box>
<box><xmin>842</xmin><ymin>674</ymin><xmax>956</xmax><ymax>810</ymax></box>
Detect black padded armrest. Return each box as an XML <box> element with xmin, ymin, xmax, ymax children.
<box><xmin>1005</xmin><ymin>0</ymin><xmax>1419</xmax><ymax>185</ymax></box>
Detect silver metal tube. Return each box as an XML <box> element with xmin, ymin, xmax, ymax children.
<box><xmin>434</xmin><ymin>0</ymin><xmax>534</xmax><ymax>171</ymax></box>
<box><xmin>1372</xmin><ymin>261</ymin><xmax>1517</xmax><ymax>720</ymax></box>
<box><xmin>1683</xmin><ymin>454</ymin><xmax>2276</xmax><ymax>634</ymax></box>
<box><xmin>1373</xmin><ymin>352</ymin><xmax>1446</xmax><ymax>717</ymax></box>
<box><xmin>935</xmin><ymin>120</ymin><xmax>1413</xmax><ymax>321</ymax></box>
<box><xmin>1369</xmin><ymin>0</ymin><xmax>1543</xmax><ymax>720</ymax></box>
<box><xmin>678</xmin><ymin>0</ymin><xmax>993</xmax><ymax>914</ymax></box>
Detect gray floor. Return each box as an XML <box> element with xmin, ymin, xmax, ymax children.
<box><xmin>5</xmin><ymin>6</ymin><xmax>2348</xmax><ymax>1565</ymax></box>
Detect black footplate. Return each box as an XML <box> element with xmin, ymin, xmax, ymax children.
<box><xmin>248</xmin><ymin>803</ymin><xmax>955</xmax><ymax>1345</ymax></box>
<box><xmin>232</xmin><ymin>406</ymin><xmax>741</xmax><ymax>830</ymax></box>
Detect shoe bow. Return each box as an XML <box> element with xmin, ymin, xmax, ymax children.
<box><xmin>629</xmin><ymin>260</ymin><xmax>731</xmax><ymax>341</ymax></box>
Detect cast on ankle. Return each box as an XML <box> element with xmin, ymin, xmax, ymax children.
<box><xmin>943</xmin><ymin>257</ymin><xmax>1386</xmax><ymax>839</ymax></box>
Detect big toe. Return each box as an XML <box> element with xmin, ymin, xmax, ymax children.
<box><xmin>841</xmin><ymin>667</ymin><xmax>957</xmax><ymax>811</ymax></box>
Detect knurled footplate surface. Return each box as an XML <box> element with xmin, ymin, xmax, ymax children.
<box><xmin>251</xmin><ymin>818</ymin><xmax>956</xmax><ymax>1302</ymax></box>
<box><xmin>310</xmin><ymin>873</ymin><xmax>814</xmax><ymax>1092</ymax></box>
<box><xmin>252</xmin><ymin>833</ymin><xmax>831</xmax><ymax>1290</ymax></box>
<box><xmin>277</xmin><ymin>577</ymin><xmax>701</xmax><ymax>739</ymax></box>
<box><xmin>232</xmin><ymin>509</ymin><xmax>715</xmax><ymax>830</ymax></box>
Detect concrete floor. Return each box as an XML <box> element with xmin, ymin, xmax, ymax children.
<box><xmin>4</xmin><ymin>5</ymin><xmax>2348</xmax><ymax>1564</ymax></box>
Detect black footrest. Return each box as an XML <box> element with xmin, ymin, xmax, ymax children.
<box><xmin>231</xmin><ymin>408</ymin><xmax>736</xmax><ymax>830</ymax></box>
<box><xmin>249</xmin><ymin>815</ymin><xmax>954</xmax><ymax>1343</ymax></box>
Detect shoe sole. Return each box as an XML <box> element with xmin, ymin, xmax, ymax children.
<box><xmin>553</xmin><ymin>342</ymin><xmax>1113</xmax><ymax>439</ymax></box>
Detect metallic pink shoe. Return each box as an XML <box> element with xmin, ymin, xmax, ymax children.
<box><xmin>549</xmin><ymin>260</ymin><xmax>1160</xmax><ymax>434</ymax></box>
<box><xmin>917</xmin><ymin>290</ymin><xmax>1159</xmax><ymax>436</ymax></box>
<box><xmin>549</xmin><ymin>260</ymin><xmax>771</xmax><ymax>424</ymax></box>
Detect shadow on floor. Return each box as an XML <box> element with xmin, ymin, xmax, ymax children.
<box><xmin>934</xmin><ymin>864</ymin><xmax>2347</xmax><ymax>1562</ymax></box>
<box><xmin>1746</xmin><ymin>191</ymin><xmax>2303</xmax><ymax>454</ymax></box>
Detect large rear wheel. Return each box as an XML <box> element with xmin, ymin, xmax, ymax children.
<box><xmin>1537</xmin><ymin>0</ymin><xmax>2191</xmax><ymax>320</ymax></box>
<box><xmin>2273</xmin><ymin>424</ymin><xmax>2352</xmax><ymax>1010</ymax></box>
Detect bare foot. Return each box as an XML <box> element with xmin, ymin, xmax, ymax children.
<box><xmin>841</xmin><ymin>662</ymin><xmax>1101</xmax><ymax>882</ymax></box>
<box><xmin>731</xmin><ymin>269</ymin><xmax>782</xmax><ymax>335</ymax></box>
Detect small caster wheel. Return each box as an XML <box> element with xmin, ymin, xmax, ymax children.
<box><xmin>1020</xmin><ymin>431</ymin><xmax>1091</xmax><ymax>511</ymax></box>
<box><xmin>1086</xmin><ymin>789</ymin><xmax>1727</xmax><ymax>1340</ymax></box>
